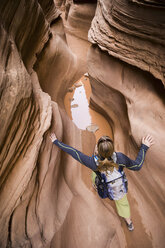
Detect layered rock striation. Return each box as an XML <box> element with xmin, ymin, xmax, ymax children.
<box><xmin>35</xmin><ymin>2</ymin><xmax>126</xmax><ymax>248</ymax></box>
<box><xmin>1</xmin><ymin>0</ymin><xmax>165</xmax><ymax>247</ymax></box>
<box><xmin>88</xmin><ymin>1</ymin><xmax>165</xmax><ymax>247</ymax></box>
<box><xmin>0</xmin><ymin>0</ymin><xmax>79</xmax><ymax>247</ymax></box>
<box><xmin>0</xmin><ymin>0</ymin><xmax>125</xmax><ymax>248</ymax></box>
<box><xmin>88</xmin><ymin>0</ymin><xmax>165</xmax><ymax>84</ymax></box>
<box><xmin>0</xmin><ymin>0</ymin><xmax>56</xmax><ymax>246</ymax></box>
<box><xmin>65</xmin><ymin>2</ymin><xmax>96</xmax><ymax>40</ymax></box>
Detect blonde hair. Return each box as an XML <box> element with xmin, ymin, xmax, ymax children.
<box><xmin>97</xmin><ymin>136</ymin><xmax>118</xmax><ymax>173</ymax></box>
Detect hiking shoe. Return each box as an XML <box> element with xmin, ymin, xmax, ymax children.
<box><xmin>126</xmin><ymin>221</ymin><xmax>134</xmax><ymax>231</ymax></box>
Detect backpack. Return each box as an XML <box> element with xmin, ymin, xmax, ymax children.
<box><xmin>94</xmin><ymin>170</ymin><xmax>128</xmax><ymax>200</ymax></box>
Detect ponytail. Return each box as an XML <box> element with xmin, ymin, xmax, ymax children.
<box><xmin>97</xmin><ymin>158</ymin><xmax>118</xmax><ymax>173</ymax></box>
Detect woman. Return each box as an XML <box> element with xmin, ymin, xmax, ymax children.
<box><xmin>50</xmin><ymin>133</ymin><xmax>154</xmax><ymax>231</ymax></box>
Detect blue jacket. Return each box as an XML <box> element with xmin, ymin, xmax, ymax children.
<box><xmin>53</xmin><ymin>140</ymin><xmax>149</xmax><ymax>171</ymax></box>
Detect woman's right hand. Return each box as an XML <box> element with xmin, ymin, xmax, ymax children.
<box><xmin>50</xmin><ymin>133</ymin><xmax>57</xmax><ymax>142</ymax></box>
<box><xmin>142</xmin><ymin>134</ymin><xmax>154</xmax><ymax>147</ymax></box>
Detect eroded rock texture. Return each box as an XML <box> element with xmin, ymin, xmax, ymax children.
<box><xmin>0</xmin><ymin>0</ymin><xmax>125</xmax><ymax>248</ymax></box>
<box><xmin>66</xmin><ymin>2</ymin><xmax>96</xmax><ymax>40</ymax></box>
<box><xmin>88</xmin><ymin>0</ymin><xmax>165</xmax><ymax>247</ymax></box>
<box><xmin>1</xmin><ymin>0</ymin><xmax>165</xmax><ymax>248</ymax></box>
<box><xmin>0</xmin><ymin>0</ymin><xmax>88</xmax><ymax>247</ymax></box>
<box><xmin>0</xmin><ymin>0</ymin><xmax>56</xmax><ymax>246</ymax></box>
<box><xmin>88</xmin><ymin>0</ymin><xmax>165</xmax><ymax>84</ymax></box>
<box><xmin>35</xmin><ymin>2</ymin><xmax>126</xmax><ymax>248</ymax></box>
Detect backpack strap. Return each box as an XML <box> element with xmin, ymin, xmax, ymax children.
<box><xmin>94</xmin><ymin>170</ymin><xmax>103</xmax><ymax>182</ymax></box>
<box><xmin>94</xmin><ymin>170</ymin><xmax>110</xmax><ymax>199</ymax></box>
<box><xmin>106</xmin><ymin>175</ymin><xmax>124</xmax><ymax>184</ymax></box>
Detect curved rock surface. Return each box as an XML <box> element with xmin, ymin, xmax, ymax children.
<box><xmin>35</xmin><ymin>3</ymin><xmax>126</xmax><ymax>248</ymax></box>
<box><xmin>0</xmin><ymin>0</ymin><xmax>56</xmax><ymax>246</ymax></box>
<box><xmin>88</xmin><ymin>0</ymin><xmax>165</xmax><ymax>84</ymax></box>
<box><xmin>0</xmin><ymin>0</ymin><xmax>84</xmax><ymax>247</ymax></box>
<box><xmin>1</xmin><ymin>0</ymin><xmax>165</xmax><ymax>248</ymax></box>
<box><xmin>87</xmin><ymin>1</ymin><xmax>165</xmax><ymax>247</ymax></box>
<box><xmin>0</xmin><ymin>0</ymin><xmax>124</xmax><ymax>247</ymax></box>
<box><xmin>66</xmin><ymin>2</ymin><xmax>96</xmax><ymax>40</ymax></box>
<box><xmin>88</xmin><ymin>47</ymin><xmax>165</xmax><ymax>247</ymax></box>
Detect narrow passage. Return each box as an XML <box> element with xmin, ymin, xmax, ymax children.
<box><xmin>64</xmin><ymin>74</ymin><xmax>112</xmax><ymax>141</ymax></box>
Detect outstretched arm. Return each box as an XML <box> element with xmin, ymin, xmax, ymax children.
<box><xmin>117</xmin><ymin>134</ymin><xmax>154</xmax><ymax>171</ymax></box>
<box><xmin>50</xmin><ymin>133</ymin><xmax>97</xmax><ymax>171</ymax></box>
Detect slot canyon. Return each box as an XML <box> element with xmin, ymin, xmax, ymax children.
<box><xmin>0</xmin><ymin>0</ymin><xmax>165</xmax><ymax>247</ymax></box>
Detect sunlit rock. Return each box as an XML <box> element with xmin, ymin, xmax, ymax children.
<box><xmin>1</xmin><ymin>0</ymin><xmax>165</xmax><ymax>247</ymax></box>
<box><xmin>87</xmin><ymin>1</ymin><xmax>165</xmax><ymax>247</ymax></box>
<box><xmin>71</xmin><ymin>103</ymin><xmax>79</xmax><ymax>108</ymax></box>
<box><xmin>0</xmin><ymin>24</ymin><xmax>52</xmax><ymax>248</ymax></box>
<box><xmin>74</xmin><ymin>81</ymin><xmax>83</xmax><ymax>87</ymax></box>
<box><xmin>66</xmin><ymin>2</ymin><xmax>97</xmax><ymax>40</ymax></box>
<box><xmin>84</xmin><ymin>72</ymin><xmax>89</xmax><ymax>77</ymax></box>
<box><xmin>86</xmin><ymin>123</ymin><xmax>99</xmax><ymax>133</ymax></box>
<box><xmin>88</xmin><ymin>0</ymin><xmax>165</xmax><ymax>84</ymax></box>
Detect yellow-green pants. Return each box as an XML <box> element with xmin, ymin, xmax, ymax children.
<box><xmin>115</xmin><ymin>194</ymin><xmax>130</xmax><ymax>218</ymax></box>
<box><xmin>92</xmin><ymin>171</ymin><xmax>130</xmax><ymax>218</ymax></box>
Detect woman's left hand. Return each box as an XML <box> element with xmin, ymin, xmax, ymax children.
<box><xmin>50</xmin><ymin>133</ymin><xmax>57</xmax><ymax>142</ymax></box>
<box><xmin>142</xmin><ymin>134</ymin><xmax>154</xmax><ymax>147</ymax></box>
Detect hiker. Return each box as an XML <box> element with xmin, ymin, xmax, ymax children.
<box><xmin>50</xmin><ymin>133</ymin><xmax>154</xmax><ymax>231</ymax></box>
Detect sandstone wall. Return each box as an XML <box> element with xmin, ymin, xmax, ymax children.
<box><xmin>0</xmin><ymin>0</ymin><xmax>78</xmax><ymax>247</ymax></box>
<box><xmin>0</xmin><ymin>0</ymin><xmax>125</xmax><ymax>247</ymax></box>
<box><xmin>88</xmin><ymin>0</ymin><xmax>165</xmax><ymax>84</ymax></box>
<box><xmin>0</xmin><ymin>1</ymin><xmax>53</xmax><ymax>246</ymax></box>
<box><xmin>1</xmin><ymin>0</ymin><xmax>165</xmax><ymax>247</ymax></box>
<box><xmin>34</xmin><ymin>2</ymin><xmax>127</xmax><ymax>248</ymax></box>
<box><xmin>88</xmin><ymin>1</ymin><xmax>165</xmax><ymax>247</ymax></box>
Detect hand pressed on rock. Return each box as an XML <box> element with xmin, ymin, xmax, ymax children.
<box><xmin>50</xmin><ymin>133</ymin><xmax>57</xmax><ymax>142</ymax></box>
<box><xmin>142</xmin><ymin>134</ymin><xmax>154</xmax><ymax>147</ymax></box>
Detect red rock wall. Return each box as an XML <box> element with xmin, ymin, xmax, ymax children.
<box><xmin>88</xmin><ymin>0</ymin><xmax>165</xmax><ymax>84</ymax></box>
<box><xmin>1</xmin><ymin>0</ymin><xmax>165</xmax><ymax>248</ymax></box>
<box><xmin>88</xmin><ymin>1</ymin><xmax>165</xmax><ymax>247</ymax></box>
<box><xmin>0</xmin><ymin>0</ymin><xmax>56</xmax><ymax>246</ymax></box>
<box><xmin>34</xmin><ymin>2</ymin><xmax>127</xmax><ymax>248</ymax></box>
<box><xmin>0</xmin><ymin>0</ymin><xmax>81</xmax><ymax>247</ymax></box>
<box><xmin>1</xmin><ymin>1</ymin><xmax>124</xmax><ymax>248</ymax></box>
